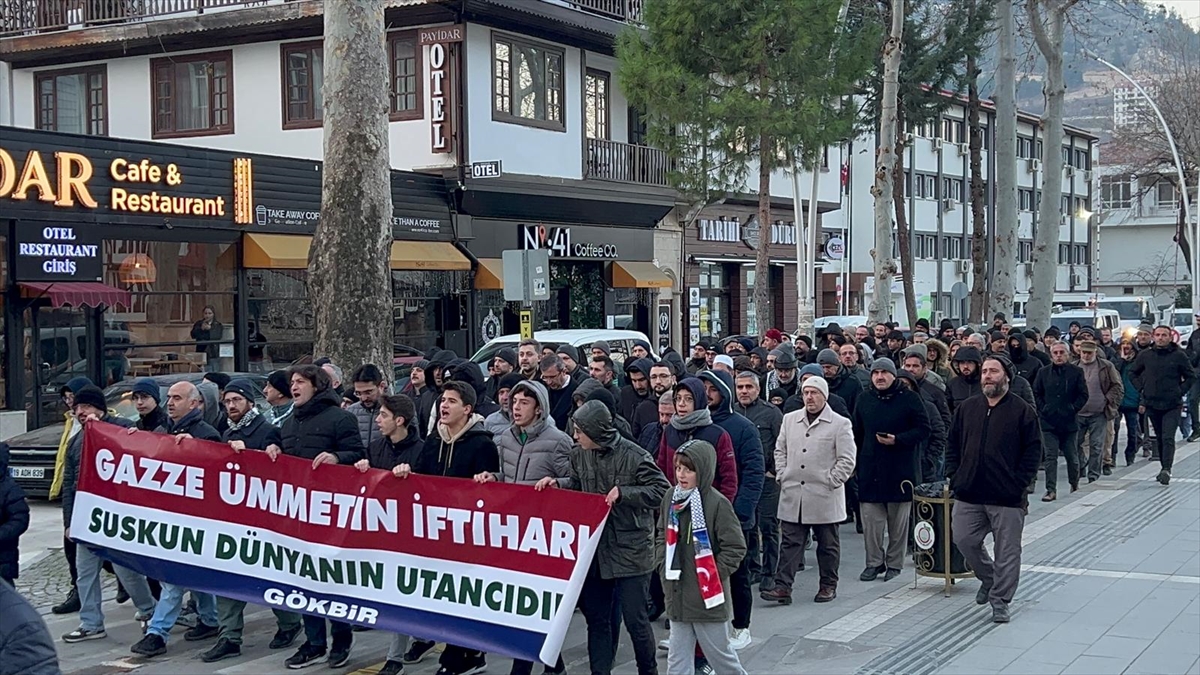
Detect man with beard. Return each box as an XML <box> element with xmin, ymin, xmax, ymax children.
<box><xmin>947</xmin><ymin>346</ymin><xmax>983</xmax><ymax>414</ymax></box>
<box><xmin>991</xmin><ymin>313</ymin><xmax>1006</xmax><ymax>332</ymax></box>
<box><xmin>762</xmin><ymin>329</ymin><xmax>784</xmax><ymax>352</ymax></box>
<box><xmin>631</xmin><ymin>340</ymin><xmax>653</xmax><ymax>360</ymax></box>
<box><xmin>765</xmin><ymin>346</ymin><xmax>801</xmax><ymax>402</ymax></box>
<box><xmin>989</xmin><ymin>331</ymin><xmax>1008</xmax><ymax>356</ymax></box>
<box><xmin>852</xmin><ymin>359</ymin><xmax>930</xmax><ymax>581</ymax></box>
<box><xmin>557</xmin><ymin>344</ymin><xmax>589</xmax><ymax>385</ymax></box>
<box><xmin>620</xmin><ymin>358</ymin><xmax>657</xmax><ymax>435</ymax></box>
<box><xmin>882</xmin><ymin>330</ymin><xmax>906</xmax><ymax>362</ymax></box>
<box><xmin>1075</xmin><ymin>341</ymin><xmax>1123</xmax><ymax>483</ymax></box>
<box><xmin>817</xmin><ymin>349</ymin><xmax>863</xmax><ymax>415</ymax></box>
<box><xmin>946</xmin><ymin>355</ymin><xmax>1042</xmax><ymax>624</ymax></box>
<box><xmin>1006</xmin><ymin>331</ymin><xmax>1042</xmax><ymax>383</ymax></box>
<box><xmin>839</xmin><ymin>343</ymin><xmax>872</xmax><ymax>389</ymax></box>
<box><xmin>734</xmin><ymin>372</ymin><xmax>783</xmax><ymax>593</ymax></box>
<box><xmin>517</xmin><ymin>339</ymin><xmax>541</xmax><ymax>380</ymax></box>
<box><xmin>1131</xmin><ymin>325</ymin><xmax>1196</xmax><ymax>485</ymax></box>
<box><xmin>687</xmin><ymin>341</ymin><xmax>711</xmax><ymax>375</ymax></box>
<box><xmin>1034</xmin><ymin>343</ymin><xmax>1089</xmax><ymax>501</ymax></box>
<box><xmin>538</xmin><ymin>354</ymin><xmax>578</xmax><ymax>432</ymax></box>
<box><xmin>487</xmin><ymin>348</ymin><xmax>518</xmax><ymax>401</ymax></box>
<box><xmin>901</xmin><ymin>351</ymin><xmax>952</xmax><ymax>481</ymax></box>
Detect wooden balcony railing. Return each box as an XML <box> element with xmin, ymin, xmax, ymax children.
<box><xmin>564</xmin><ymin>0</ymin><xmax>642</xmax><ymax>23</ymax></box>
<box><xmin>0</xmin><ymin>0</ymin><xmax>288</xmax><ymax>37</ymax></box>
<box><xmin>585</xmin><ymin>138</ymin><xmax>670</xmax><ymax>187</ymax></box>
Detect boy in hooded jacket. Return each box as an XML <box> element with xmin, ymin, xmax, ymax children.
<box><xmin>660</xmin><ymin>440</ymin><xmax>747</xmax><ymax>675</ymax></box>
<box><xmin>658</xmin><ymin>379</ymin><xmax>739</xmax><ymax>504</ymax></box>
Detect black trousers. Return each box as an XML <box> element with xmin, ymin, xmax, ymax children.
<box><xmin>1147</xmin><ymin>406</ymin><xmax>1181</xmax><ymax>470</ymax></box>
<box><xmin>64</xmin><ymin>536</ymin><xmax>77</xmax><ymax>586</ymax></box>
<box><xmin>302</xmin><ymin>615</ymin><xmax>351</xmax><ymax>650</ymax></box>
<box><xmin>578</xmin><ymin>569</ymin><xmax>657</xmax><ymax>675</ymax></box>
<box><xmin>730</xmin><ymin>528</ymin><xmax>753</xmax><ymax>630</ymax></box>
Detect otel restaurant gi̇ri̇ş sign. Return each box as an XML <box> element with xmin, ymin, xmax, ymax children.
<box><xmin>15</xmin><ymin>222</ymin><xmax>103</xmax><ymax>282</ymax></box>
<box><xmin>0</xmin><ymin>145</ymin><xmax>255</xmax><ymax>225</ymax></box>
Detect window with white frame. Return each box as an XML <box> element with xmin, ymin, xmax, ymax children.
<box><xmin>1100</xmin><ymin>175</ymin><xmax>1133</xmax><ymax>209</ymax></box>
<box><xmin>1019</xmin><ymin>189</ymin><xmax>1034</xmax><ymax>211</ymax></box>
<box><xmin>1156</xmin><ymin>180</ymin><xmax>1177</xmax><ymax>210</ymax></box>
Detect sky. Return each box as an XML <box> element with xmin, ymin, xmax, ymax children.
<box><xmin>1157</xmin><ymin>0</ymin><xmax>1200</xmax><ymax>28</ymax></box>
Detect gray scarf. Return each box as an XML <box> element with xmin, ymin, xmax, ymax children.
<box><xmin>670</xmin><ymin>408</ymin><xmax>712</xmax><ymax>431</ymax></box>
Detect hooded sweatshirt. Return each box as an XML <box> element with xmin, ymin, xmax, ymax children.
<box><xmin>446</xmin><ymin>359</ymin><xmax>500</xmax><ymax>419</ymax></box>
<box><xmin>695</xmin><ymin>370</ymin><xmax>765</xmax><ymax>529</ymax></box>
<box><xmin>619</xmin><ymin>358</ymin><xmax>656</xmax><ymax>432</ymax></box>
<box><xmin>659</xmin><ymin>379</ymin><xmax>739</xmax><ymax>505</ymax></box>
<box><xmin>0</xmin><ymin>443</ymin><xmax>31</xmax><ymax>581</ymax></box>
<box><xmin>1007</xmin><ymin>335</ymin><xmax>1043</xmax><ymax>383</ymax></box>
<box><xmin>658</xmin><ymin>440</ymin><xmax>746</xmax><ymax>624</ymax></box>
<box><xmin>947</xmin><ymin>346</ymin><xmax>984</xmax><ymax>413</ymax></box>
<box><xmin>494</xmin><ymin>380</ymin><xmax>573</xmax><ymax>485</ymax></box>
<box><xmin>416</xmin><ymin>413</ymin><xmax>499</xmax><ymax>479</ymax></box>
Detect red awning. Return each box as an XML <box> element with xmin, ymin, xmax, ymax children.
<box><xmin>19</xmin><ymin>282</ymin><xmax>132</xmax><ymax>309</ymax></box>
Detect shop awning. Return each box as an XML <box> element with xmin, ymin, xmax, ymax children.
<box><xmin>243</xmin><ymin>233</ymin><xmax>311</xmax><ymax>269</ymax></box>
<box><xmin>389</xmin><ymin>241</ymin><xmax>471</xmax><ymax>271</ymax></box>
<box><xmin>244</xmin><ymin>234</ymin><xmax>471</xmax><ymax>271</ymax></box>
<box><xmin>611</xmin><ymin>261</ymin><xmax>673</xmax><ymax>289</ymax></box>
<box><xmin>19</xmin><ymin>282</ymin><xmax>131</xmax><ymax>309</ymax></box>
<box><xmin>474</xmin><ymin>258</ymin><xmax>504</xmax><ymax>290</ymax></box>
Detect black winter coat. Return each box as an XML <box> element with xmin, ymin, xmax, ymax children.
<box><xmin>918</xmin><ymin>377</ymin><xmax>952</xmax><ymax>434</ymax></box>
<box><xmin>1033</xmin><ymin>364</ymin><xmax>1089</xmax><ymax>433</ymax></box>
<box><xmin>1131</xmin><ymin>343</ymin><xmax>1196</xmax><ymax>411</ymax></box>
<box><xmin>0</xmin><ymin>444</ymin><xmax>31</xmax><ymax>581</ymax></box>
<box><xmin>166</xmin><ymin>408</ymin><xmax>221</xmax><ymax>442</ymax></box>
<box><xmin>852</xmin><ymin>381</ymin><xmax>931</xmax><ymax>503</ymax></box>
<box><xmin>697</xmin><ymin>371</ymin><xmax>765</xmax><ymax>529</ymax></box>
<box><xmin>365</xmin><ymin>425</ymin><xmax>423</xmax><ymax>471</ymax></box>
<box><xmin>222</xmin><ymin>413</ymin><xmax>281</xmax><ymax>451</ymax></box>
<box><xmin>280</xmin><ymin>389</ymin><xmax>365</xmax><ymax>464</ymax></box>
<box><xmin>946</xmin><ymin>393</ymin><xmax>1042</xmax><ymax>508</ymax></box>
<box><xmin>0</xmin><ymin>580</ymin><xmax>60</xmax><ymax>675</ymax></box>
<box><xmin>827</xmin><ymin>368</ymin><xmax>863</xmax><ymax>416</ymax></box>
<box><xmin>137</xmin><ymin>407</ymin><xmax>169</xmax><ymax>432</ymax></box>
<box><xmin>736</xmin><ymin>399</ymin><xmax>782</xmax><ymax>476</ymax></box>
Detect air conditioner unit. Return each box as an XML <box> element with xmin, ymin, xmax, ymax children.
<box><xmin>1066</xmin><ymin>165</ymin><xmax>1075</xmax><ymax>177</ymax></box>
<box><xmin>956</xmin><ymin>143</ymin><xmax>969</xmax><ymax>156</ymax></box>
<box><xmin>903</xmin><ymin>132</ymin><xmax>915</xmax><ymax>143</ymax></box>
<box><xmin>1024</xmin><ymin>264</ymin><xmax>1034</xmax><ymax>278</ymax></box>
<box><xmin>956</xmin><ymin>259</ymin><xmax>971</xmax><ymax>274</ymax></box>
<box><xmin>1084</xmin><ymin>170</ymin><xmax>1093</xmax><ymax>182</ymax></box>
<box><xmin>1024</xmin><ymin>157</ymin><xmax>1036</xmax><ymax>172</ymax></box>
<box><xmin>1032</xmin><ymin>159</ymin><xmax>1042</xmax><ymax>173</ymax></box>
<box><xmin>934</xmin><ymin>138</ymin><xmax>944</xmax><ymax>150</ymax></box>
<box><xmin>1070</xmin><ymin>273</ymin><xmax>1083</xmax><ymax>286</ymax></box>
<box><xmin>941</xmin><ymin>198</ymin><xmax>955</xmax><ymax>212</ymax></box>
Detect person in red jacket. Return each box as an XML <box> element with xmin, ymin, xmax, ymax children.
<box><xmin>658</xmin><ymin>378</ymin><xmax>738</xmax><ymax>503</ymax></box>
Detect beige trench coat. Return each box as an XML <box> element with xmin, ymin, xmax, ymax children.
<box><xmin>775</xmin><ymin>403</ymin><xmax>857</xmax><ymax>525</ymax></box>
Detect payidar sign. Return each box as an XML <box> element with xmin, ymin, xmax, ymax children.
<box><xmin>0</xmin><ymin>147</ymin><xmax>244</xmax><ymax>222</ymax></box>
<box><xmin>73</xmin><ymin>423</ymin><xmax>610</xmax><ymax>666</ymax></box>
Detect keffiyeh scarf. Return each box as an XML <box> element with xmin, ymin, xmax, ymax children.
<box><xmin>665</xmin><ymin>484</ymin><xmax>725</xmax><ymax>608</ymax></box>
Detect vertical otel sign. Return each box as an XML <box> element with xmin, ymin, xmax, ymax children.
<box><xmin>419</xmin><ymin>25</ymin><xmax>464</xmax><ymax>155</ymax></box>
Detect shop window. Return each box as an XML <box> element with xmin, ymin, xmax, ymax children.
<box><xmin>103</xmin><ymin>240</ymin><xmax>237</xmax><ymax>375</ymax></box>
<box><xmin>35</xmin><ymin>66</ymin><xmax>107</xmax><ymax>135</ymax></box>
<box><xmin>0</xmin><ymin>233</ymin><xmax>4</xmax><ymax>408</ymax></box>
<box><xmin>389</xmin><ymin>31</ymin><xmax>422</xmax><ymax>121</ymax></box>
<box><xmin>246</xmin><ymin>268</ymin><xmax>313</xmax><ymax>370</ymax></box>
<box><xmin>745</xmin><ymin>268</ymin><xmax>757</xmax><ymax>333</ymax></box>
<box><xmin>492</xmin><ymin>34</ymin><xmax>565</xmax><ymax>131</ymax></box>
<box><xmin>282</xmin><ymin>41</ymin><xmax>324</xmax><ymax>129</ymax></box>
<box><xmin>585</xmin><ymin>69</ymin><xmax>609</xmax><ymax>140</ymax></box>
<box><xmin>151</xmin><ymin>51</ymin><xmax>233</xmax><ymax>138</ymax></box>
<box><xmin>612</xmin><ymin>288</ymin><xmax>643</xmax><ymax>331</ymax></box>
<box><xmin>393</xmin><ymin>270</ymin><xmax>469</xmax><ymax>353</ymax></box>
<box><xmin>697</xmin><ymin>263</ymin><xmax>730</xmax><ymax>339</ymax></box>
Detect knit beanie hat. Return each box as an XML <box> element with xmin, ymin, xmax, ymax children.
<box><xmin>816</xmin><ymin>348</ymin><xmax>840</xmax><ymax>366</ymax></box>
<box><xmin>131</xmin><ymin>378</ymin><xmax>161</xmax><ymax>405</ymax></box>
<box><xmin>73</xmin><ymin>385</ymin><xmax>107</xmax><ymax>412</ymax></box>
<box><xmin>267</xmin><ymin>370</ymin><xmax>292</xmax><ymax>398</ymax></box>
<box><xmin>801</xmin><ymin>376</ymin><xmax>829</xmax><ymax>398</ymax></box>
<box><xmin>870</xmin><ymin>358</ymin><xmax>897</xmax><ymax>376</ymax></box>
<box><xmin>556</xmin><ymin>343</ymin><xmax>580</xmax><ymax>363</ymax></box>
<box><xmin>223</xmin><ymin>378</ymin><xmax>259</xmax><ymax>403</ymax></box>
<box><xmin>495</xmin><ymin>347</ymin><xmax>518</xmax><ymax>368</ymax></box>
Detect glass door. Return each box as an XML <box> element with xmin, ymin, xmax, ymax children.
<box><xmin>22</xmin><ymin>305</ymin><xmax>92</xmax><ymax>429</ymax></box>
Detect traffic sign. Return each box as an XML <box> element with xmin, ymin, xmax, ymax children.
<box><xmin>519</xmin><ymin>309</ymin><xmax>533</xmax><ymax>340</ymax></box>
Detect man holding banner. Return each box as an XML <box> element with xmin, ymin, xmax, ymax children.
<box><xmin>200</xmin><ymin>379</ymin><xmax>302</xmax><ymax>663</ymax></box>
<box><xmin>399</xmin><ymin>380</ymin><xmax>499</xmax><ymax>675</ymax></box>
<box><xmin>537</xmin><ymin>399</ymin><xmax>669</xmax><ymax>675</ymax></box>
<box><xmin>268</xmin><ymin>365</ymin><xmax>365</xmax><ymax>669</ymax></box>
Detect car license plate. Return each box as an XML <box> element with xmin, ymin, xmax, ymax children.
<box><xmin>10</xmin><ymin>467</ymin><xmax>45</xmax><ymax>479</ymax></box>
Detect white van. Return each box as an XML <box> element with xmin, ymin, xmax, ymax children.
<box><xmin>1048</xmin><ymin>309</ymin><xmax>1121</xmax><ymax>336</ymax></box>
<box><xmin>1095</xmin><ymin>296</ymin><xmax>1156</xmax><ymax>332</ymax></box>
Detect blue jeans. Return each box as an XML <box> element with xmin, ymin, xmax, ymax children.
<box><xmin>1113</xmin><ymin>409</ymin><xmax>1140</xmax><ymax>462</ymax></box>
<box><xmin>303</xmin><ymin>615</ymin><xmax>353</xmax><ymax>650</ymax></box>
<box><xmin>76</xmin><ymin>545</ymin><xmax>155</xmax><ymax>632</ymax></box>
<box><xmin>147</xmin><ymin>583</ymin><xmax>217</xmax><ymax>640</ymax></box>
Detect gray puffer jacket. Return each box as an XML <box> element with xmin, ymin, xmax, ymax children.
<box><xmin>493</xmin><ymin>381</ymin><xmax>573</xmax><ymax>485</ymax></box>
<box><xmin>347</xmin><ymin>399</ymin><xmax>383</xmax><ymax>448</ymax></box>
<box><xmin>565</xmin><ymin>400</ymin><xmax>669</xmax><ymax>579</ymax></box>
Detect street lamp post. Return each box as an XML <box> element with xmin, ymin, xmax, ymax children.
<box><xmin>1083</xmin><ymin>49</ymin><xmax>1196</xmax><ymax>317</ymax></box>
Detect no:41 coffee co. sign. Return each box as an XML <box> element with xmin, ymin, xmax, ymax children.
<box><xmin>419</xmin><ymin>25</ymin><xmax>464</xmax><ymax>155</ymax></box>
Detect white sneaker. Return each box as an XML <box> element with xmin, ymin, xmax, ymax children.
<box><xmin>729</xmin><ymin>627</ymin><xmax>752</xmax><ymax>651</ymax></box>
<box><xmin>658</xmin><ymin>638</ymin><xmax>670</xmax><ymax>651</ymax></box>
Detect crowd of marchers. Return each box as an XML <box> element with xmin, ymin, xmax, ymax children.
<box><xmin>1</xmin><ymin>314</ymin><xmax>1195</xmax><ymax>675</ymax></box>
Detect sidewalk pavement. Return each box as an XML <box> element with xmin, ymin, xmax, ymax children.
<box><xmin>17</xmin><ymin>438</ymin><xmax>1200</xmax><ymax>675</ymax></box>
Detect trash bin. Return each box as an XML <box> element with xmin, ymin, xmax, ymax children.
<box><xmin>912</xmin><ymin>481</ymin><xmax>976</xmax><ymax>596</ymax></box>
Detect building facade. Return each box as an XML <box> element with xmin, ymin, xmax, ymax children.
<box><xmin>830</xmin><ymin>97</ymin><xmax>1100</xmax><ymax>327</ymax></box>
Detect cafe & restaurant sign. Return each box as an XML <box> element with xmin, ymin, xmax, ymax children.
<box><xmin>0</xmin><ymin>145</ymin><xmax>253</xmax><ymax>224</ymax></box>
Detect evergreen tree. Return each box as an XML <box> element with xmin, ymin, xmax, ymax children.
<box><xmin>618</xmin><ymin>0</ymin><xmax>877</xmax><ymax>335</ymax></box>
